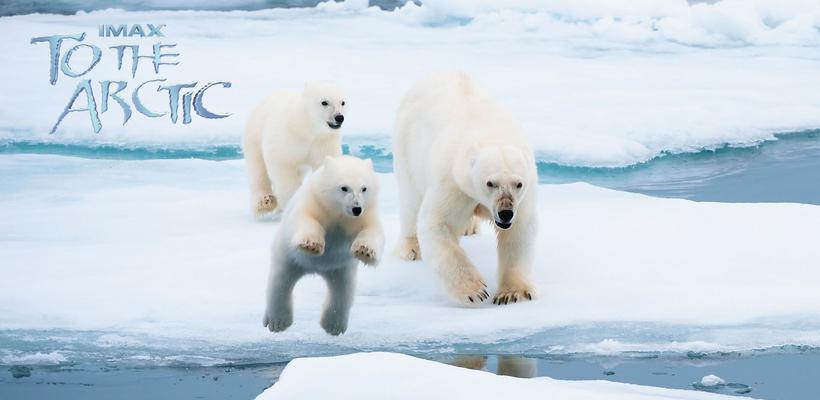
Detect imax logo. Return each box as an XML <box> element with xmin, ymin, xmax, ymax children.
<box><xmin>98</xmin><ymin>24</ymin><xmax>165</xmax><ymax>37</ymax></box>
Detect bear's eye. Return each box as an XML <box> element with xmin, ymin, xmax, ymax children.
<box><xmin>361</xmin><ymin>187</ymin><xmax>367</xmax><ymax>192</ymax></box>
<box><xmin>341</xmin><ymin>101</ymin><xmax>346</xmax><ymax>106</ymax></box>
<box><xmin>486</xmin><ymin>181</ymin><xmax>494</xmax><ymax>188</ymax></box>
<box><xmin>340</xmin><ymin>186</ymin><xmax>349</xmax><ymax>192</ymax></box>
<box><xmin>516</xmin><ymin>182</ymin><xmax>523</xmax><ymax>189</ymax></box>
<box><xmin>321</xmin><ymin>101</ymin><xmax>329</xmax><ymax>106</ymax></box>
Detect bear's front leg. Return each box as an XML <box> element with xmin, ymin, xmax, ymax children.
<box><xmin>263</xmin><ymin>260</ymin><xmax>305</xmax><ymax>332</ymax></box>
<box><xmin>493</xmin><ymin>203</ymin><xmax>537</xmax><ymax>305</ymax></box>
<box><xmin>418</xmin><ymin>194</ymin><xmax>490</xmax><ymax>305</ymax></box>
<box><xmin>318</xmin><ymin>266</ymin><xmax>356</xmax><ymax>336</ymax></box>
<box><xmin>350</xmin><ymin>223</ymin><xmax>385</xmax><ymax>266</ymax></box>
<box><xmin>290</xmin><ymin>216</ymin><xmax>326</xmax><ymax>256</ymax></box>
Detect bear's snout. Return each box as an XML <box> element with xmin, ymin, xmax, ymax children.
<box><xmin>352</xmin><ymin>206</ymin><xmax>362</xmax><ymax>216</ymax></box>
<box><xmin>497</xmin><ymin>209</ymin><xmax>514</xmax><ymax>223</ymax></box>
<box><xmin>334</xmin><ymin>114</ymin><xmax>344</xmax><ymax>124</ymax></box>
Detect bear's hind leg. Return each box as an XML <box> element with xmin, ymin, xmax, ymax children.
<box><xmin>267</xmin><ymin>160</ymin><xmax>304</xmax><ymax>213</ymax></box>
<box><xmin>244</xmin><ymin>145</ymin><xmax>277</xmax><ymax>216</ymax></box>
<box><xmin>263</xmin><ymin>261</ymin><xmax>304</xmax><ymax>332</ymax></box>
<box><xmin>394</xmin><ymin>177</ymin><xmax>423</xmax><ymax>261</ymax></box>
<box><xmin>318</xmin><ymin>266</ymin><xmax>356</xmax><ymax>336</ymax></box>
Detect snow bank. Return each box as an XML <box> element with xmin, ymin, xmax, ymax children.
<box><xmin>256</xmin><ymin>352</ymin><xmax>754</xmax><ymax>400</ymax></box>
<box><xmin>1</xmin><ymin>154</ymin><xmax>819</xmax><ymax>355</ymax></box>
<box><xmin>2</xmin><ymin>1</ymin><xmax>820</xmax><ymax>166</ymax></box>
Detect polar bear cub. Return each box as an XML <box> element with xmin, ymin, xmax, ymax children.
<box><xmin>263</xmin><ymin>155</ymin><xmax>384</xmax><ymax>335</ymax></box>
<box><xmin>393</xmin><ymin>71</ymin><xmax>538</xmax><ymax>306</ymax></box>
<box><xmin>243</xmin><ymin>81</ymin><xmax>346</xmax><ymax>216</ymax></box>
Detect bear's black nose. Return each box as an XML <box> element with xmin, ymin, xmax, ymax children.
<box><xmin>335</xmin><ymin>114</ymin><xmax>344</xmax><ymax>124</ymax></box>
<box><xmin>498</xmin><ymin>210</ymin><xmax>514</xmax><ymax>222</ymax></box>
<box><xmin>352</xmin><ymin>206</ymin><xmax>362</xmax><ymax>216</ymax></box>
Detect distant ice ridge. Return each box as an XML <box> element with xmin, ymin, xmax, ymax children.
<box><xmin>2</xmin><ymin>1</ymin><xmax>820</xmax><ymax>167</ymax></box>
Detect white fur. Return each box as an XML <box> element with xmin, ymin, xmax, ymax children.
<box><xmin>243</xmin><ymin>81</ymin><xmax>346</xmax><ymax>216</ymax></box>
<box><xmin>393</xmin><ymin>71</ymin><xmax>539</xmax><ymax>306</ymax></box>
<box><xmin>263</xmin><ymin>155</ymin><xmax>385</xmax><ymax>336</ymax></box>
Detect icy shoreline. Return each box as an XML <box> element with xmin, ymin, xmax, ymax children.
<box><xmin>257</xmin><ymin>352</ymin><xmax>756</xmax><ymax>400</ymax></box>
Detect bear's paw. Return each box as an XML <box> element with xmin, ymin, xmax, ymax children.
<box><xmin>492</xmin><ymin>285</ymin><xmax>535</xmax><ymax>306</ymax></box>
<box><xmin>446</xmin><ymin>269</ymin><xmax>489</xmax><ymax>305</ymax></box>
<box><xmin>294</xmin><ymin>234</ymin><xmax>325</xmax><ymax>255</ymax></box>
<box><xmin>393</xmin><ymin>237</ymin><xmax>421</xmax><ymax>261</ymax></box>
<box><xmin>351</xmin><ymin>240</ymin><xmax>379</xmax><ymax>266</ymax></box>
<box><xmin>262</xmin><ymin>309</ymin><xmax>293</xmax><ymax>332</ymax></box>
<box><xmin>463</xmin><ymin>215</ymin><xmax>482</xmax><ymax>236</ymax></box>
<box><xmin>320</xmin><ymin>313</ymin><xmax>348</xmax><ymax>336</ymax></box>
<box><xmin>255</xmin><ymin>194</ymin><xmax>278</xmax><ymax>215</ymax></box>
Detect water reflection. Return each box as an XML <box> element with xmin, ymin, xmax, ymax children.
<box><xmin>449</xmin><ymin>355</ymin><xmax>537</xmax><ymax>378</ymax></box>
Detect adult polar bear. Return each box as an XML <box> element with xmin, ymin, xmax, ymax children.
<box><xmin>393</xmin><ymin>72</ymin><xmax>538</xmax><ymax>305</ymax></box>
<box><xmin>243</xmin><ymin>81</ymin><xmax>346</xmax><ymax>216</ymax></box>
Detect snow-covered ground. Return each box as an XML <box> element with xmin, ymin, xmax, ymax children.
<box><xmin>1</xmin><ymin>154</ymin><xmax>819</xmax><ymax>361</ymax></box>
<box><xmin>2</xmin><ymin>0</ymin><xmax>820</xmax><ymax>167</ymax></box>
<box><xmin>257</xmin><ymin>352</ymin><xmax>754</xmax><ymax>400</ymax></box>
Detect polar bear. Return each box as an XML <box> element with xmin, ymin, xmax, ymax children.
<box><xmin>263</xmin><ymin>155</ymin><xmax>384</xmax><ymax>335</ymax></box>
<box><xmin>243</xmin><ymin>81</ymin><xmax>346</xmax><ymax>216</ymax></box>
<box><xmin>393</xmin><ymin>71</ymin><xmax>538</xmax><ymax>306</ymax></box>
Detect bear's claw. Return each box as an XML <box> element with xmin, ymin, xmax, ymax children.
<box><xmin>449</xmin><ymin>274</ymin><xmax>488</xmax><ymax>306</ymax></box>
<box><xmin>492</xmin><ymin>288</ymin><xmax>534</xmax><ymax>305</ymax></box>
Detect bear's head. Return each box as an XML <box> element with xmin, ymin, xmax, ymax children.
<box><xmin>315</xmin><ymin>155</ymin><xmax>378</xmax><ymax>218</ymax></box>
<box><xmin>301</xmin><ymin>81</ymin><xmax>346</xmax><ymax>133</ymax></box>
<box><xmin>470</xmin><ymin>146</ymin><xmax>532</xmax><ymax>230</ymax></box>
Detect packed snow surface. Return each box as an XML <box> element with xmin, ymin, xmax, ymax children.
<box><xmin>256</xmin><ymin>352</ymin><xmax>755</xmax><ymax>400</ymax></box>
<box><xmin>2</xmin><ymin>0</ymin><xmax>820</xmax><ymax>166</ymax></box>
<box><xmin>1</xmin><ymin>154</ymin><xmax>819</xmax><ymax>359</ymax></box>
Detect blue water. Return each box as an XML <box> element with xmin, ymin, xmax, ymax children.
<box><xmin>3</xmin><ymin>326</ymin><xmax>819</xmax><ymax>400</ymax></box>
<box><xmin>3</xmin><ymin>129</ymin><xmax>819</xmax><ymax>205</ymax></box>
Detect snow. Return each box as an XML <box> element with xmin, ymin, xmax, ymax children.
<box><xmin>1</xmin><ymin>154</ymin><xmax>819</xmax><ymax>356</ymax></box>
<box><xmin>256</xmin><ymin>352</ymin><xmax>754</xmax><ymax>400</ymax></box>
<box><xmin>2</xmin><ymin>1</ymin><xmax>820</xmax><ymax>166</ymax></box>
<box><xmin>0</xmin><ymin>351</ymin><xmax>68</xmax><ymax>366</ymax></box>
<box><xmin>701</xmin><ymin>374</ymin><xmax>727</xmax><ymax>387</ymax></box>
